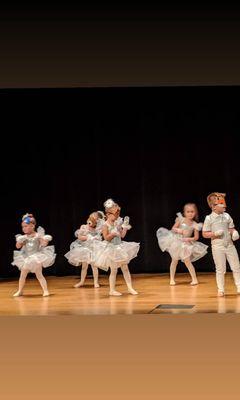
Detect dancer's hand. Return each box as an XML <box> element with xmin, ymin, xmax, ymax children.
<box><xmin>40</xmin><ymin>238</ymin><xmax>48</xmax><ymax>247</ymax></box>
<box><xmin>182</xmin><ymin>237</ymin><xmax>193</xmax><ymax>243</ymax></box>
<box><xmin>112</xmin><ymin>229</ymin><xmax>121</xmax><ymax>237</ymax></box>
<box><xmin>172</xmin><ymin>228</ymin><xmax>183</xmax><ymax>234</ymax></box>
<box><xmin>122</xmin><ymin>216</ymin><xmax>131</xmax><ymax>230</ymax></box>
<box><xmin>214</xmin><ymin>230</ymin><xmax>224</xmax><ymax>237</ymax></box>
<box><xmin>87</xmin><ymin>234</ymin><xmax>95</xmax><ymax>241</ymax></box>
<box><xmin>232</xmin><ymin>230</ymin><xmax>240</xmax><ymax>241</ymax></box>
<box><xmin>16</xmin><ymin>235</ymin><xmax>26</xmax><ymax>244</ymax></box>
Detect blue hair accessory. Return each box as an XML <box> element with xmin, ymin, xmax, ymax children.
<box><xmin>23</xmin><ymin>216</ymin><xmax>31</xmax><ymax>224</ymax></box>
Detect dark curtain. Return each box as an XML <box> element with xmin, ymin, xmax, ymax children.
<box><xmin>0</xmin><ymin>87</ymin><xmax>239</xmax><ymax>278</ymax></box>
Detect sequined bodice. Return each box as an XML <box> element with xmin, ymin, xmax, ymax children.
<box><xmin>107</xmin><ymin>223</ymin><xmax>121</xmax><ymax>245</ymax></box>
<box><xmin>23</xmin><ymin>236</ymin><xmax>41</xmax><ymax>256</ymax></box>
<box><xmin>179</xmin><ymin>222</ymin><xmax>195</xmax><ymax>238</ymax></box>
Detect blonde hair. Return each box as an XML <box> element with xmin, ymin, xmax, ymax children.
<box><xmin>183</xmin><ymin>203</ymin><xmax>199</xmax><ymax>222</ymax></box>
<box><xmin>87</xmin><ymin>212</ymin><xmax>99</xmax><ymax>227</ymax></box>
<box><xmin>103</xmin><ymin>198</ymin><xmax>121</xmax><ymax>216</ymax></box>
<box><xmin>106</xmin><ymin>204</ymin><xmax>121</xmax><ymax>216</ymax></box>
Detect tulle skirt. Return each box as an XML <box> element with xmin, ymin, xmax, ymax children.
<box><xmin>156</xmin><ymin>227</ymin><xmax>208</xmax><ymax>262</ymax></box>
<box><xmin>12</xmin><ymin>246</ymin><xmax>56</xmax><ymax>273</ymax></box>
<box><xmin>94</xmin><ymin>241</ymin><xmax>140</xmax><ymax>271</ymax></box>
<box><xmin>64</xmin><ymin>240</ymin><xmax>104</xmax><ymax>266</ymax></box>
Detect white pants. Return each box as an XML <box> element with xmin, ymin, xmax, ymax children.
<box><xmin>212</xmin><ymin>243</ymin><xmax>240</xmax><ymax>291</ymax></box>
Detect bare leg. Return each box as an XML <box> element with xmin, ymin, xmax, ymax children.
<box><xmin>13</xmin><ymin>269</ymin><xmax>29</xmax><ymax>297</ymax></box>
<box><xmin>170</xmin><ymin>259</ymin><xmax>178</xmax><ymax>285</ymax></box>
<box><xmin>121</xmin><ymin>264</ymin><xmax>138</xmax><ymax>295</ymax></box>
<box><xmin>184</xmin><ymin>258</ymin><xmax>198</xmax><ymax>285</ymax></box>
<box><xmin>109</xmin><ymin>267</ymin><xmax>122</xmax><ymax>296</ymax></box>
<box><xmin>74</xmin><ymin>262</ymin><xmax>88</xmax><ymax>288</ymax></box>
<box><xmin>35</xmin><ymin>268</ymin><xmax>49</xmax><ymax>296</ymax></box>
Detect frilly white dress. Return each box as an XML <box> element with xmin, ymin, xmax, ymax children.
<box><xmin>156</xmin><ymin>212</ymin><xmax>208</xmax><ymax>262</ymax></box>
<box><xmin>64</xmin><ymin>224</ymin><xmax>103</xmax><ymax>266</ymax></box>
<box><xmin>94</xmin><ymin>220</ymin><xmax>140</xmax><ymax>271</ymax></box>
<box><xmin>12</xmin><ymin>226</ymin><xmax>56</xmax><ymax>272</ymax></box>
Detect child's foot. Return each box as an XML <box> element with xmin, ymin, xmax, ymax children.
<box><xmin>190</xmin><ymin>281</ymin><xmax>198</xmax><ymax>286</ymax></box>
<box><xmin>13</xmin><ymin>290</ymin><xmax>23</xmax><ymax>297</ymax></box>
<box><xmin>170</xmin><ymin>281</ymin><xmax>176</xmax><ymax>286</ymax></box>
<box><xmin>109</xmin><ymin>290</ymin><xmax>122</xmax><ymax>296</ymax></box>
<box><xmin>218</xmin><ymin>290</ymin><xmax>225</xmax><ymax>297</ymax></box>
<box><xmin>74</xmin><ymin>282</ymin><xmax>84</xmax><ymax>288</ymax></box>
<box><xmin>128</xmin><ymin>287</ymin><xmax>138</xmax><ymax>295</ymax></box>
<box><xmin>43</xmin><ymin>291</ymin><xmax>50</xmax><ymax>297</ymax></box>
<box><xmin>94</xmin><ymin>283</ymin><xmax>100</xmax><ymax>288</ymax></box>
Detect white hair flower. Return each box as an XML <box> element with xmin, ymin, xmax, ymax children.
<box><xmin>103</xmin><ymin>198</ymin><xmax>116</xmax><ymax>209</ymax></box>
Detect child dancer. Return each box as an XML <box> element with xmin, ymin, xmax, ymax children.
<box><xmin>95</xmin><ymin>198</ymin><xmax>139</xmax><ymax>296</ymax></box>
<box><xmin>65</xmin><ymin>211</ymin><xmax>104</xmax><ymax>288</ymax></box>
<box><xmin>157</xmin><ymin>203</ymin><xmax>208</xmax><ymax>285</ymax></box>
<box><xmin>12</xmin><ymin>213</ymin><xmax>56</xmax><ymax>297</ymax></box>
<box><xmin>202</xmin><ymin>192</ymin><xmax>240</xmax><ymax>296</ymax></box>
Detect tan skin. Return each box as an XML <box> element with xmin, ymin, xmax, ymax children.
<box><xmin>16</xmin><ymin>222</ymin><xmax>49</xmax><ymax>248</ymax></box>
<box><xmin>102</xmin><ymin>211</ymin><xmax>128</xmax><ymax>241</ymax></box>
<box><xmin>202</xmin><ymin>204</ymin><xmax>235</xmax><ymax>239</ymax></box>
<box><xmin>171</xmin><ymin>205</ymin><xmax>199</xmax><ymax>242</ymax></box>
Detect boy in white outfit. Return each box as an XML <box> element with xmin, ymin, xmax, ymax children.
<box><xmin>202</xmin><ymin>192</ymin><xmax>240</xmax><ymax>297</ymax></box>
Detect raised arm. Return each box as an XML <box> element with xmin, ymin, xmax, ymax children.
<box><xmin>120</xmin><ymin>227</ymin><xmax>127</xmax><ymax>239</ymax></box>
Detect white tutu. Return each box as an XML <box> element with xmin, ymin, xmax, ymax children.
<box><xmin>64</xmin><ymin>239</ymin><xmax>103</xmax><ymax>266</ymax></box>
<box><xmin>12</xmin><ymin>245</ymin><xmax>56</xmax><ymax>273</ymax></box>
<box><xmin>94</xmin><ymin>240</ymin><xmax>140</xmax><ymax>271</ymax></box>
<box><xmin>156</xmin><ymin>227</ymin><xmax>208</xmax><ymax>262</ymax></box>
<box><xmin>65</xmin><ymin>224</ymin><xmax>104</xmax><ymax>267</ymax></box>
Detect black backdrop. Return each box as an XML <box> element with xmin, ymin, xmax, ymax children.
<box><xmin>0</xmin><ymin>86</ymin><xmax>239</xmax><ymax>278</ymax></box>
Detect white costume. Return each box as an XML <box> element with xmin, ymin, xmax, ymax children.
<box><xmin>12</xmin><ymin>226</ymin><xmax>55</xmax><ymax>272</ymax></box>
<box><xmin>12</xmin><ymin>225</ymin><xmax>55</xmax><ymax>297</ymax></box>
<box><xmin>65</xmin><ymin>224</ymin><xmax>103</xmax><ymax>266</ymax></box>
<box><xmin>65</xmin><ymin>223</ymin><xmax>104</xmax><ymax>288</ymax></box>
<box><xmin>95</xmin><ymin>197</ymin><xmax>139</xmax><ymax>296</ymax></box>
<box><xmin>203</xmin><ymin>212</ymin><xmax>240</xmax><ymax>292</ymax></box>
<box><xmin>94</xmin><ymin>219</ymin><xmax>140</xmax><ymax>271</ymax></box>
<box><xmin>157</xmin><ymin>212</ymin><xmax>208</xmax><ymax>262</ymax></box>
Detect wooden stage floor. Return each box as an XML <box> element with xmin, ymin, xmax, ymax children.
<box><xmin>1</xmin><ymin>272</ymin><xmax>240</xmax><ymax>315</ymax></box>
